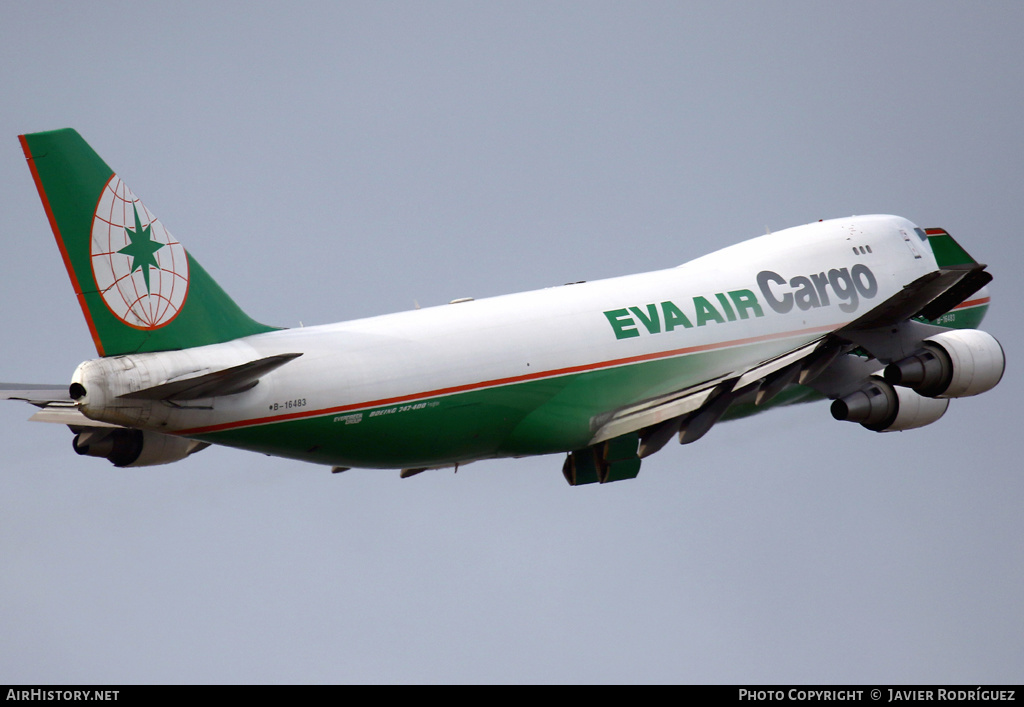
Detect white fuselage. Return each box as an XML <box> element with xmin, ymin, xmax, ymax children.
<box><xmin>72</xmin><ymin>215</ymin><xmax>937</xmax><ymax>467</ymax></box>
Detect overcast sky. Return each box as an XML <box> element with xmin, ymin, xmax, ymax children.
<box><xmin>1</xmin><ymin>1</ymin><xmax>1021</xmax><ymax>684</ymax></box>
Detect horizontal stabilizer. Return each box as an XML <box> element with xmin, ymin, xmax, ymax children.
<box><xmin>0</xmin><ymin>384</ymin><xmax>72</xmax><ymax>407</ymax></box>
<box><xmin>30</xmin><ymin>405</ymin><xmax>122</xmax><ymax>428</ymax></box>
<box><xmin>118</xmin><ymin>353</ymin><xmax>303</xmax><ymax>401</ymax></box>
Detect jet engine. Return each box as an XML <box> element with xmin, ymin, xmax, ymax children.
<box><xmin>72</xmin><ymin>428</ymin><xmax>209</xmax><ymax>467</ymax></box>
<box><xmin>831</xmin><ymin>376</ymin><xmax>949</xmax><ymax>432</ymax></box>
<box><xmin>884</xmin><ymin>329</ymin><xmax>1004</xmax><ymax>398</ymax></box>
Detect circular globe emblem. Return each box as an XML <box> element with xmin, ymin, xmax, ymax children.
<box><xmin>91</xmin><ymin>176</ymin><xmax>189</xmax><ymax>329</ymax></box>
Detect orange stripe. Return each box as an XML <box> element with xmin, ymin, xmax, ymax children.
<box><xmin>178</xmin><ymin>322</ymin><xmax>839</xmax><ymax>436</ymax></box>
<box><xmin>953</xmin><ymin>297</ymin><xmax>990</xmax><ymax>309</ymax></box>
<box><xmin>183</xmin><ymin>295</ymin><xmax>992</xmax><ymax>436</ymax></box>
<box><xmin>19</xmin><ymin>135</ymin><xmax>106</xmax><ymax>356</ymax></box>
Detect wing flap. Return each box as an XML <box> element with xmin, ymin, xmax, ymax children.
<box><xmin>589</xmin><ymin>338</ymin><xmax>827</xmax><ymax>447</ymax></box>
<box><xmin>734</xmin><ymin>338</ymin><xmax>826</xmax><ymax>390</ymax></box>
<box><xmin>589</xmin><ymin>379</ymin><xmax>723</xmax><ymax>446</ymax></box>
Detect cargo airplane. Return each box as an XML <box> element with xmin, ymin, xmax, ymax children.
<box><xmin>1</xmin><ymin>129</ymin><xmax>1005</xmax><ymax>484</ymax></box>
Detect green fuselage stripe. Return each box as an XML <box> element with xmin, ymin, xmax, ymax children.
<box><xmin>187</xmin><ymin>323</ymin><xmax>838</xmax><ymax>468</ymax></box>
<box><xmin>181</xmin><ymin>321</ymin><xmax>838</xmax><ymax>437</ymax></box>
<box><xmin>188</xmin><ymin>294</ymin><xmax>992</xmax><ymax>469</ymax></box>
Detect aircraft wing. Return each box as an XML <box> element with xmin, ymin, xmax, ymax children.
<box><xmin>833</xmin><ymin>231</ymin><xmax>991</xmax><ymax>364</ymax></box>
<box><xmin>589</xmin><ymin>337</ymin><xmax>828</xmax><ymax>444</ymax></box>
<box><xmin>835</xmin><ymin>264</ymin><xmax>989</xmax><ymax>337</ymax></box>
<box><xmin>587</xmin><ymin>337</ymin><xmax>837</xmax><ymax>458</ymax></box>
<box><xmin>585</xmin><ymin>231</ymin><xmax>992</xmax><ymax>463</ymax></box>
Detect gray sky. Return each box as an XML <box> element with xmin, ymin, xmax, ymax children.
<box><xmin>1</xmin><ymin>1</ymin><xmax>1021</xmax><ymax>684</ymax></box>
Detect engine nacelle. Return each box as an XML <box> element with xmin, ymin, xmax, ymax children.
<box><xmin>72</xmin><ymin>428</ymin><xmax>209</xmax><ymax>467</ymax></box>
<box><xmin>831</xmin><ymin>376</ymin><xmax>949</xmax><ymax>432</ymax></box>
<box><xmin>884</xmin><ymin>329</ymin><xmax>1005</xmax><ymax>398</ymax></box>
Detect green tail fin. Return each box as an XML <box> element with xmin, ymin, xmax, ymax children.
<box><xmin>20</xmin><ymin>129</ymin><xmax>275</xmax><ymax>356</ymax></box>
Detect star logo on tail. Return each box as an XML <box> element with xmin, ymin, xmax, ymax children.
<box><xmin>118</xmin><ymin>204</ymin><xmax>165</xmax><ymax>293</ymax></box>
<box><xmin>90</xmin><ymin>175</ymin><xmax>189</xmax><ymax>329</ymax></box>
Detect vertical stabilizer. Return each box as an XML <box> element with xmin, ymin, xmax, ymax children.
<box><xmin>20</xmin><ymin>129</ymin><xmax>275</xmax><ymax>356</ymax></box>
